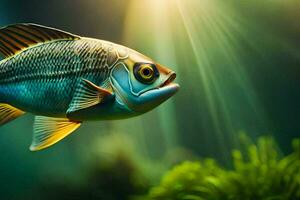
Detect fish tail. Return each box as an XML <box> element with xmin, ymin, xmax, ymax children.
<box><xmin>0</xmin><ymin>86</ymin><xmax>25</xmax><ymax>126</ymax></box>
<box><xmin>0</xmin><ymin>103</ymin><xmax>25</xmax><ymax>126</ymax></box>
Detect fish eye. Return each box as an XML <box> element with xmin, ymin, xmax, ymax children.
<box><xmin>134</xmin><ymin>63</ymin><xmax>159</xmax><ymax>84</ymax></box>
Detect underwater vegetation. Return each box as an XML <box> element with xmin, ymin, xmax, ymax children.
<box><xmin>37</xmin><ymin>152</ymin><xmax>149</xmax><ymax>200</ymax></box>
<box><xmin>22</xmin><ymin>133</ymin><xmax>300</xmax><ymax>200</ymax></box>
<box><xmin>148</xmin><ymin>134</ymin><xmax>300</xmax><ymax>200</ymax></box>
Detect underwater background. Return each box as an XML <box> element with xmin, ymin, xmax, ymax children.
<box><xmin>0</xmin><ymin>0</ymin><xmax>300</xmax><ymax>199</ymax></box>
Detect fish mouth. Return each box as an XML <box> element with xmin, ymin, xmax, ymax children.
<box><xmin>115</xmin><ymin>71</ymin><xmax>179</xmax><ymax>113</ymax></box>
<box><xmin>141</xmin><ymin>71</ymin><xmax>179</xmax><ymax>94</ymax></box>
<box><xmin>134</xmin><ymin>72</ymin><xmax>179</xmax><ymax>112</ymax></box>
<box><xmin>159</xmin><ymin>72</ymin><xmax>179</xmax><ymax>89</ymax></box>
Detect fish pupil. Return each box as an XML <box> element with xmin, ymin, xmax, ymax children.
<box><xmin>142</xmin><ymin>68</ymin><xmax>151</xmax><ymax>77</ymax></box>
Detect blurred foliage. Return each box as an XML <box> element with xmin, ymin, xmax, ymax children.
<box><xmin>26</xmin><ymin>132</ymin><xmax>197</xmax><ymax>200</ymax></box>
<box><xmin>37</xmin><ymin>152</ymin><xmax>149</xmax><ymax>200</ymax></box>
<box><xmin>148</xmin><ymin>134</ymin><xmax>300</xmax><ymax>200</ymax></box>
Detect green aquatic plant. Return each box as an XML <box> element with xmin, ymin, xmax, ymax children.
<box><xmin>148</xmin><ymin>135</ymin><xmax>300</xmax><ymax>200</ymax></box>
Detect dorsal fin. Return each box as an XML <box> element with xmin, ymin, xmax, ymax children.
<box><xmin>0</xmin><ymin>23</ymin><xmax>80</xmax><ymax>58</ymax></box>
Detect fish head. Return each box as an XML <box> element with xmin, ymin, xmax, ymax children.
<box><xmin>110</xmin><ymin>50</ymin><xmax>179</xmax><ymax>114</ymax></box>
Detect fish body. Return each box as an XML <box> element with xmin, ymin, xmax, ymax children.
<box><xmin>0</xmin><ymin>24</ymin><xmax>179</xmax><ymax>150</ymax></box>
<box><xmin>0</xmin><ymin>38</ymin><xmax>128</xmax><ymax>118</ymax></box>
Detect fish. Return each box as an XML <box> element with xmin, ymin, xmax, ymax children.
<box><xmin>0</xmin><ymin>23</ymin><xmax>179</xmax><ymax>151</ymax></box>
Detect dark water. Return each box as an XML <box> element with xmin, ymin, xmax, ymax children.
<box><xmin>0</xmin><ymin>0</ymin><xmax>299</xmax><ymax>199</ymax></box>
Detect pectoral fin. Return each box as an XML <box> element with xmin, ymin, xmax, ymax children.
<box><xmin>0</xmin><ymin>103</ymin><xmax>25</xmax><ymax>125</ymax></box>
<box><xmin>67</xmin><ymin>79</ymin><xmax>114</xmax><ymax>114</ymax></box>
<box><xmin>30</xmin><ymin>116</ymin><xmax>81</xmax><ymax>151</ymax></box>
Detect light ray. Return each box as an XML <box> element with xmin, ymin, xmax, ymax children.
<box><xmin>120</xmin><ymin>0</ymin><xmax>295</xmax><ymax>164</ymax></box>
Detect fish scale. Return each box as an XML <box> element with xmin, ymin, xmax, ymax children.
<box><xmin>0</xmin><ymin>38</ymin><xmax>118</xmax><ymax>116</ymax></box>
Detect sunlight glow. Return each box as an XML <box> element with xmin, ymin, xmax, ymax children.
<box><xmin>123</xmin><ymin>0</ymin><xmax>273</xmax><ymax>163</ymax></box>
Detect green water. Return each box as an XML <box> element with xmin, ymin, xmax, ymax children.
<box><xmin>0</xmin><ymin>0</ymin><xmax>299</xmax><ymax>199</ymax></box>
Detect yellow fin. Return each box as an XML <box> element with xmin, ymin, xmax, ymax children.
<box><xmin>0</xmin><ymin>23</ymin><xmax>80</xmax><ymax>58</ymax></box>
<box><xmin>0</xmin><ymin>103</ymin><xmax>25</xmax><ymax>125</ymax></box>
<box><xmin>30</xmin><ymin>116</ymin><xmax>81</xmax><ymax>151</ymax></box>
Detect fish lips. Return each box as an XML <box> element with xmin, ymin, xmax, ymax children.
<box><xmin>132</xmin><ymin>72</ymin><xmax>179</xmax><ymax>113</ymax></box>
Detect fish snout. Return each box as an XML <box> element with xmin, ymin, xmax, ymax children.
<box><xmin>156</xmin><ymin>63</ymin><xmax>173</xmax><ymax>75</ymax></box>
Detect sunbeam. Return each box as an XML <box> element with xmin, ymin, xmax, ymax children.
<box><xmin>122</xmin><ymin>0</ymin><xmax>278</xmax><ymax>164</ymax></box>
